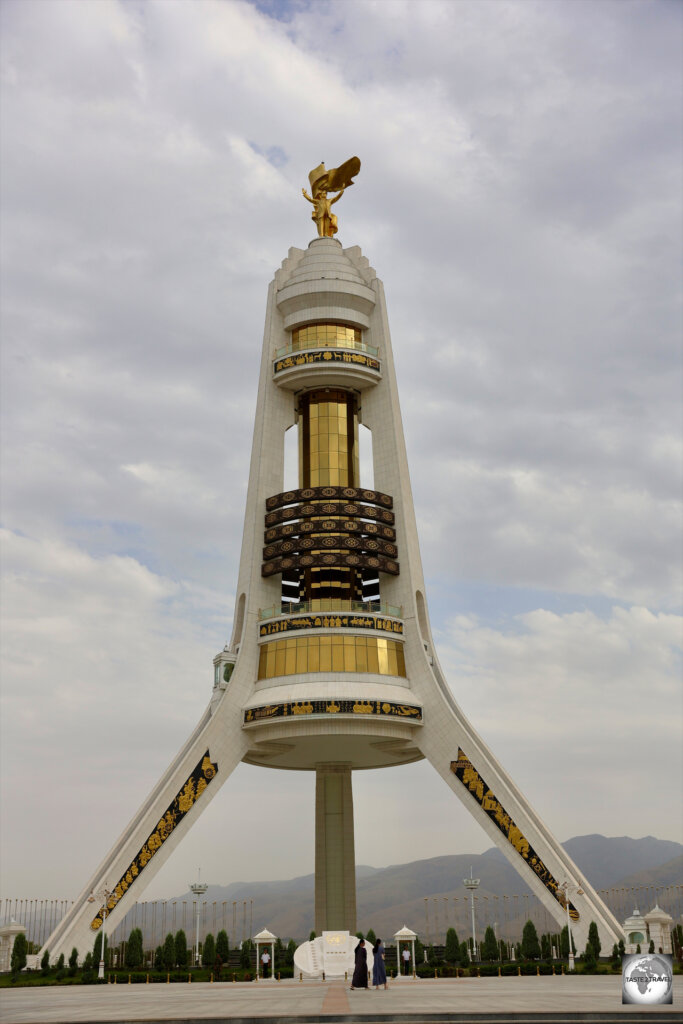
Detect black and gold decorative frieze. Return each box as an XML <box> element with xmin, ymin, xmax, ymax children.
<box><xmin>259</xmin><ymin>613</ymin><xmax>403</xmax><ymax>637</ymax></box>
<box><xmin>264</xmin><ymin>533</ymin><xmax>398</xmax><ymax>561</ymax></box>
<box><xmin>262</xmin><ymin>550</ymin><xmax>399</xmax><ymax>578</ymax></box>
<box><xmin>265</xmin><ymin>501</ymin><xmax>395</xmax><ymax>529</ymax></box>
<box><xmin>89</xmin><ymin>752</ymin><xmax>218</xmax><ymax>930</ymax></box>
<box><xmin>274</xmin><ymin>349</ymin><xmax>380</xmax><ymax>375</ymax></box>
<box><xmin>450</xmin><ymin>749</ymin><xmax>579</xmax><ymax>921</ymax></box>
<box><xmin>266</xmin><ymin>486</ymin><xmax>393</xmax><ymax>513</ymax></box>
<box><xmin>265</xmin><ymin>517</ymin><xmax>396</xmax><ymax>545</ymax></box>
<box><xmin>244</xmin><ymin>698</ymin><xmax>421</xmax><ymax>724</ymax></box>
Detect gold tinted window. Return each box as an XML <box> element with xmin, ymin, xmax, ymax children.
<box><xmin>292</xmin><ymin>324</ymin><xmax>362</xmax><ymax>352</ymax></box>
<box><xmin>257</xmin><ymin>636</ymin><xmax>407</xmax><ymax>679</ymax></box>
<box><xmin>299</xmin><ymin>389</ymin><xmax>359</xmax><ymax>488</ymax></box>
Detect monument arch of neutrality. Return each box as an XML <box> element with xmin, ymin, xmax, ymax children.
<box><xmin>43</xmin><ymin>159</ymin><xmax>622</xmax><ymax>961</ymax></box>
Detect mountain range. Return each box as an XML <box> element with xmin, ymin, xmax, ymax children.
<box><xmin>142</xmin><ymin>834</ymin><xmax>682</xmax><ymax>944</ymax></box>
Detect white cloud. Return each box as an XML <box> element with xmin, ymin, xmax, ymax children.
<box><xmin>0</xmin><ymin>529</ymin><xmax>227</xmax><ymax>894</ymax></box>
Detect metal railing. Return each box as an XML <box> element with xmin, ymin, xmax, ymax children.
<box><xmin>274</xmin><ymin>338</ymin><xmax>379</xmax><ymax>360</ymax></box>
<box><xmin>258</xmin><ymin>600</ymin><xmax>403</xmax><ymax>621</ymax></box>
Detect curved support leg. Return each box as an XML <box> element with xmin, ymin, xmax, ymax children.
<box><xmin>414</xmin><ymin>657</ymin><xmax>622</xmax><ymax>953</ymax></box>
<box><xmin>42</xmin><ymin>691</ymin><xmax>248</xmax><ymax>962</ymax></box>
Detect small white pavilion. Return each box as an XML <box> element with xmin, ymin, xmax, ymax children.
<box><xmin>254</xmin><ymin>927</ymin><xmax>277</xmax><ymax>981</ymax></box>
<box><xmin>393</xmin><ymin>924</ymin><xmax>417</xmax><ymax>979</ymax></box>
<box><xmin>643</xmin><ymin>905</ymin><xmax>674</xmax><ymax>955</ymax></box>
<box><xmin>622</xmin><ymin>907</ymin><xmax>647</xmax><ymax>953</ymax></box>
<box><xmin>0</xmin><ymin>920</ymin><xmax>26</xmax><ymax>973</ymax></box>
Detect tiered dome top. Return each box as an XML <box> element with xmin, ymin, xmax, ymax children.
<box><xmin>275</xmin><ymin>238</ymin><xmax>376</xmax><ymax>332</ymax></box>
<box><xmin>282</xmin><ymin>237</ymin><xmax>369</xmax><ymax>289</ymax></box>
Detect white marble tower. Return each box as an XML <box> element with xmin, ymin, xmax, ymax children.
<box><xmin>42</xmin><ymin>218</ymin><xmax>622</xmax><ymax>962</ymax></box>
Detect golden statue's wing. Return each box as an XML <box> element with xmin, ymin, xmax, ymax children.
<box><xmin>326</xmin><ymin>156</ymin><xmax>361</xmax><ymax>192</ymax></box>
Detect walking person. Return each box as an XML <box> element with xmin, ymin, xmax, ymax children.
<box><xmin>372</xmin><ymin>937</ymin><xmax>388</xmax><ymax>989</ymax></box>
<box><xmin>350</xmin><ymin>938</ymin><xmax>368</xmax><ymax>990</ymax></box>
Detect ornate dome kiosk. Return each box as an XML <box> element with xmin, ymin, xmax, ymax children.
<box><xmin>41</xmin><ymin>159</ymin><xmax>622</xmax><ymax>962</ymax></box>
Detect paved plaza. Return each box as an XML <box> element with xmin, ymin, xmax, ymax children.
<box><xmin>0</xmin><ymin>976</ymin><xmax>681</xmax><ymax>1024</ymax></box>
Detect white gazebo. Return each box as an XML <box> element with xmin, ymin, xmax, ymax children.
<box><xmin>644</xmin><ymin>905</ymin><xmax>674</xmax><ymax>955</ymax></box>
<box><xmin>254</xmin><ymin>927</ymin><xmax>277</xmax><ymax>981</ymax></box>
<box><xmin>622</xmin><ymin>906</ymin><xmax>647</xmax><ymax>954</ymax></box>
<box><xmin>393</xmin><ymin>924</ymin><xmax>417</xmax><ymax>979</ymax></box>
<box><xmin>0</xmin><ymin>920</ymin><xmax>26</xmax><ymax>973</ymax></box>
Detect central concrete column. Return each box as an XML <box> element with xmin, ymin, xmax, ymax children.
<box><xmin>314</xmin><ymin>764</ymin><xmax>356</xmax><ymax>933</ymax></box>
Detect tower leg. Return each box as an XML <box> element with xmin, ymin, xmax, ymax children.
<box><xmin>413</xmin><ymin>656</ymin><xmax>623</xmax><ymax>952</ymax></box>
<box><xmin>40</xmin><ymin>693</ymin><xmax>248</xmax><ymax>962</ymax></box>
<box><xmin>315</xmin><ymin>764</ymin><xmax>356</xmax><ymax>933</ymax></box>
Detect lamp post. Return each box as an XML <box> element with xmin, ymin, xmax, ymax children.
<box><xmin>463</xmin><ymin>868</ymin><xmax>480</xmax><ymax>961</ymax></box>
<box><xmin>560</xmin><ymin>881</ymin><xmax>584</xmax><ymax>972</ymax></box>
<box><xmin>87</xmin><ymin>887</ymin><xmax>112</xmax><ymax>980</ymax></box>
<box><xmin>189</xmin><ymin>872</ymin><xmax>208</xmax><ymax>966</ymax></box>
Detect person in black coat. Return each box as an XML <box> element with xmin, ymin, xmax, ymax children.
<box><xmin>350</xmin><ymin>938</ymin><xmax>368</xmax><ymax>989</ymax></box>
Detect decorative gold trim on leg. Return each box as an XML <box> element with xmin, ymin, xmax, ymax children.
<box><xmin>450</xmin><ymin>748</ymin><xmax>579</xmax><ymax>921</ymax></box>
<box><xmin>89</xmin><ymin>751</ymin><xmax>218</xmax><ymax>930</ymax></box>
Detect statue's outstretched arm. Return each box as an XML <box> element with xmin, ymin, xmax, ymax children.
<box><xmin>329</xmin><ymin>188</ymin><xmax>345</xmax><ymax>205</ymax></box>
<box><xmin>302</xmin><ymin>188</ymin><xmax>314</xmax><ymax>204</ymax></box>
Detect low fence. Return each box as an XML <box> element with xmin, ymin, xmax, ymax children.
<box><xmin>2</xmin><ymin>883</ymin><xmax>681</xmax><ymax>953</ymax></box>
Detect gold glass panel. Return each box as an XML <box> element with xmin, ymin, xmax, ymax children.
<box><xmin>377</xmin><ymin>638</ymin><xmax>389</xmax><ymax>675</ymax></box>
<box><xmin>275</xmin><ymin>647</ymin><xmax>286</xmax><ymax>676</ymax></box>
<box><xmin>319</xmin><ymin>639</ymin><xmax>332</xmax><ymax>672</ymax></box>
<box><xmin>332</xmin><ymin>641</ymin><xmax>344</xmax><ymax>672</ymax></box>
<box><xmin>299</xmin><ymin>389</ymin><xmax>359</xmax><ymax>488</ymax></box>
<box><xmin>257</xmin><ymin>636</ymin><xmax>406</xmax><ymax>679</ymax></box>
<box><xmin>292</xmin><ymin>324</ymin><xmax>362</xmax><ymax>352</ymax></box>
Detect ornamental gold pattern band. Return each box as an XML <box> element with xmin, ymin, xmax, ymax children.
<box><xmin>89</xmin><ymin>752</ymin><xmax>218</xmax><ymax>931</ymax></box>
<box><xmin>265</xmin><ymin>518</ymin><xmax>396</xmax><ymax>545</ymax></box>
<box><xmin>274</xmin><ymin>349</ymin><xmax>380</xmax><ymax>375</ymax></box>
<box><xmin>245</xmin><ymin>698</ymin><xmax>421</xmax><ymax>724</ymax></box>
<box><xmin>263</xmin><ymin>551</ymin><xmax>399</xmax><ymax>579</ymax></box>
<box><xmin>265</xmin><ymin>501</ymin><xmax>395</xmax><ymax>528</ymax></box>
<box><xmin>265</xmin><ymin>486</ymin><xmax>393</xmax><ymax>513</ymax></box>
<box><xmin>264</xmin><ymin>532</ymin><xmax>397</xmax><ymax>562</ymax></box>
<box><xmin>259</xmin><ymin>613</ymin><xmax>403</xmax><ymax>637</ymax></box>
<box><xmin>450</xmin><ymin>749</ymin><xmax>580</xmax><ymax>921</ymax></box>
<box><xmin>258</xmin><ymin>635</ymin><xmax>406</xmax><ymax>678</ymax></box>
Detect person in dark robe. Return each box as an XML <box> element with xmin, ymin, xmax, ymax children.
<box><xmin>372</xmin><ymin>937</ymin><xmax>388</xmax><ymax>989</ymax></box>
<box><xmin>350</xmin><ymin>938</ymin><xmax>368</xmax><ymax>989</ymax></box>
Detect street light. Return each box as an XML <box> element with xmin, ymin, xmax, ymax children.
<box><xmin>189</xmin><ymin>871</ymin><xmax>208</xmax><ymax>966</ymax></box>
<box><xmin>560</xmin><ymin>881</ymin><xmax>584</xmax><ymax>972</ymax></box>
<box><xmin>463</xmin><ymin>868</ymin><xmax>480</xmax><ymax>961</ymax></box>
<box><xmin>87</xmin><ymin>886</ymin><xmax>112</xmax><ymax>980</ymax></box>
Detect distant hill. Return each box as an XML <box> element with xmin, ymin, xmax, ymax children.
<box><xmin>562</xmin><ymin>834</ymin><xmax>683</xmax><ymax>890</ymax></box>
<box><xmin>611</xmin><ymin>853</ymin><xmax>683</xmax><ymax>892</ymax></box>
<box><xmin>150</xmin><ymin>834</ymin><xmax>681</xmax><ymax>943</ymax></box>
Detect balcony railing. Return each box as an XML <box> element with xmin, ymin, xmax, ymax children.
<box><xmin>258</xmin><ymin>600</ymin><xmax>403</xmax><ymax>621</ymax></box>
<box><xmin>274</xmin><ymin>338</ymin><xmax>379</xmax><ymax>360</ymax></box>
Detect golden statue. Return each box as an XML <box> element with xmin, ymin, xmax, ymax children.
<box><xmin>302</xmin><ymin>157</ymin><xmax>361</xmax><ymax>237</ymax></box>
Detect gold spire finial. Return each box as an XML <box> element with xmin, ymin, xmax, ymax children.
<box><xmin>302</xmin><ymin>156</ymin><xmax>361</xmax><ymax>237</ymax></box>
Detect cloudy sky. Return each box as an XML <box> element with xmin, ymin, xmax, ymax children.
<box><xmin>1</xmin><ymin>0</ymin><xmax>681</xmax><ymax>904</ymax></box>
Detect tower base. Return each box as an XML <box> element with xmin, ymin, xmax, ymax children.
<box><xmin>315</xmin><ymin>764</ymin><xmax>356</xmax><ymax>933</ymax></box>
